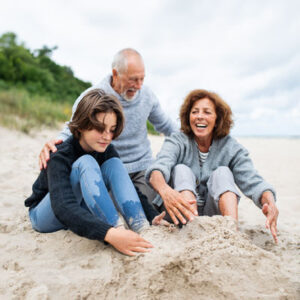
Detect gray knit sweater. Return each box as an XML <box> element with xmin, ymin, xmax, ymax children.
<box><xmin>58</xmin><ymin>75</ymin><xmax>178</xmax><ymax>173</ymax></box>
<box><xmin>145</xmin><ymin>132</ymin><xmax>276</xmax><ymax>208</ymax></box>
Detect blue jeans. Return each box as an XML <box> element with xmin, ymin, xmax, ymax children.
<box><xmin>29</xmin><ymin>155</ymin><xmax>148</xmax><ymax>233</ymax></box>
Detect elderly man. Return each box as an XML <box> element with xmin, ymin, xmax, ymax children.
<box><xmin>39</xmin><ymin>48</ymin><xmax>178</xmax><ymax>202</ymax></box>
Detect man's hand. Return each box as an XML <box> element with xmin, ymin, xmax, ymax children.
<box><xmin>152</xmin><ymin>211</ymin><xmax>170</xmax><ymax>227</ymax></box>
<box><xmin>104</xmin><ymin>227</ymin><xmax>153</xmax><ymax>256</ymax></box>
<box><xmin>160</xmin><ymin>185</ymin><xmax>198</xmax><ymax>226</ymax></box>
<box><xmin>261</xmin><ymin>191</ymin><xmax>279</xmax><ymax>243</ymax></box>
<box><xmin>39</xmin><ymin>139</ymin><xmax>63</xmax><ymax>170</ymax></box>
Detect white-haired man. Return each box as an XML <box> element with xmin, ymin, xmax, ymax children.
<box><xmin>39</xmin><ymin>48</ymin><xmax>178</xmax><ymax>203</ymax></box>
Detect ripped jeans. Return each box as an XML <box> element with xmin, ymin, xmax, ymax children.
<box><xmin>29</xmin><ymin>156</ymin><xmax>148</xmax><ymax>233</ymax></box>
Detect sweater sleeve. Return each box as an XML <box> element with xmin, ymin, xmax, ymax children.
<box><xmin>147</xmin><ymin>90</ymin><xmax>178</xmax><ymax>136</ymax></box>
<box><xmin>229</xmin><ymin>142</ymin><xmax>276</xmax><ymax>208</ymax></box>
<box><xmin>24</xmin><ymin>169</ymin><xmax>48</xmax><ymax>208</ymax></box>
<box><xmin>145</xmin><ymin>133</ymin><xmax>182</xmax><ymax>185</ymax></box>
<box><xmin>57</xmin><ymin>87</ymin><xmax>92</xmax><ymax>141</ymax></box>
<box><xmin>57</xmin><ymin>123</ymin><xmax>72</xmax><ymax>141</ymax></box>
<box><xmin>47</xmin><ymin>153</ymin><xmax>112</xmax><ymax>242</ymax></box>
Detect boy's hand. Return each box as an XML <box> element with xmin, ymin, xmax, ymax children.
<box><xmin>104</xmin><ymin>227</ymin><xmax>153</xmax><ymax>256</ymax></box>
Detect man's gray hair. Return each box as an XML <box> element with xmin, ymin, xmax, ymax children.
<box><xmin>112</xmin><ymin>48</ymin><xmax>143</xmax><ymax>74</ymax></box>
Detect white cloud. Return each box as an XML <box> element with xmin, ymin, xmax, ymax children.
<box><xmin>0</xmin><ymin>0</ymin><xmax>299</xmax><ymax>136</ymax></box>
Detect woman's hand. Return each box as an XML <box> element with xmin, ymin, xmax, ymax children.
<box><xmin>261</xmin><ymin>191</ymin><xmax>279</xmax><ymax>243</ymax></box>
<box><xmin>39</xmin><ymin>139</ymin><xmax>63</xmax><ymax>170</ymax></box>
<box><xmin>160</xmin><ymin>185</ymin><xmax>198</xmax><ymax>225</ymax></box>
<box><xmin>149</xmin><ymin>170</ymin><xmax>198</xmax><ymax>225</ymax></box>
<box><xmin>104</xmin><ymin>227</ymin><xmax>153</xmax><ymax>256</ymax></box>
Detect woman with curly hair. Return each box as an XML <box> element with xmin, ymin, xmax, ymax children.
<box><xmin>146</xmin><ymin>89</ymin><xmax>278</xmax><ymax>242</ymax></box>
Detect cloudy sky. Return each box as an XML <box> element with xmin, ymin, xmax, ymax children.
<box><xmin>1</xmin><ymin>0</ymin><xmax>299</xmax><ymax>136</ymax></box>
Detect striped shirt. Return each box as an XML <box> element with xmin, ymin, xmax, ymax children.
<box><xmin>198</xmin><ymin>150</ymin><xmax>209</xmax><ymax>166</ymax></box>
<box><xmin>197</xmin><ymin>150</ymin><xmax>209</xmax><ymax>207</ymax></box>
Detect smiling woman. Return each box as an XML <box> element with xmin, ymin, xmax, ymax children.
<box><xmin>146</xmin><ymin>89</ymin><xmax>279</xmax><ymax>243</ymax></box>
<box><xmin>188</xmin><ymin>98</ymin><xmax>217</xmax><ymax>152</ymax></box>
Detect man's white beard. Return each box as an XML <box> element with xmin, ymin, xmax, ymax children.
<box><xmin>121</xmin><ymin>90</ymin><xmax>138</xmax><ymax>102</ymax></box>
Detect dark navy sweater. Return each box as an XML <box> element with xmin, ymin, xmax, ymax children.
<box><xmin>25</xmin><ymin>136</ymin><xmax>158</xmax><ymax>242</ymax></box>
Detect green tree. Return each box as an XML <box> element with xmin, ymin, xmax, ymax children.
<box><xmin>0</xmin><ymin>32</ymin><xmax>91</xmax><ymax>102</ymax></box>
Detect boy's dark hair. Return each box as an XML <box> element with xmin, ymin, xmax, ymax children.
<box><xmin>68</xmin><ymin>89</ymin><xmax>124</xmax><ymax>139</ymax></box>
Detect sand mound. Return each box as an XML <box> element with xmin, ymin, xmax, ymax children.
<box><xmin>0</xmin><ymin>127</ymin><xmax>299</xmax><ymax>299</ymax></box>
<box><xmin>2</xmin><ymin>214</ymin><xmax>297</xmax><ymax>299</ymax></box>
<box><xmin>100</xmin><ymin>217</ymin><xmax>297</xmax><ymax>300</ymax></box>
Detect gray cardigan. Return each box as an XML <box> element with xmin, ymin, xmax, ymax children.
<box><xmin>145</xmin><ymin>132</ymin><xmax>276</xmax><ymax>208</ymax></box>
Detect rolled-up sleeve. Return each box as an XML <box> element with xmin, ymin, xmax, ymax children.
<box><xmin>229</xmin><ymin>145</ymin><xmax>276</xmax><ymax>208</ymax></box>
<box><xmin>145</xmin><ymin>134</ymin><xmax>182</xmax><ymax>185</ymax></box>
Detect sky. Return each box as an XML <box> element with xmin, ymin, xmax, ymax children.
<box><xmin>1</xmin><ymin>0</ymin><xmax>300</xmax><ymax>136</ymax></box>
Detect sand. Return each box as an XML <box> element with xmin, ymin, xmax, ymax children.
<box><xmin>0</xmin><ymin>126</ymin><xmax>299</xmax><ymax>299</ymax></box>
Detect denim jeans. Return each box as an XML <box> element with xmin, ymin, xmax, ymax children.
<box><xmin>29</xmin><ymin>155</ymin><xmax>148</xmax><ymax>233</ymax></box>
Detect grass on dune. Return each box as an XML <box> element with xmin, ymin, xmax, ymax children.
<box><xmin>0</xmin><ymin>88</ymin><xmax>72</xmax><ymax>133</ymax></box>
<box><xmin>0</xmin><ymin>88</ymin><xmax>160</xmax><ymax>135</ymax></box>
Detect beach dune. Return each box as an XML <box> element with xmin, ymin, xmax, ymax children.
<box><xmin>0</xmin><ymin>126</ymin><xmax>299</xmax><ymax>299</ymax></box>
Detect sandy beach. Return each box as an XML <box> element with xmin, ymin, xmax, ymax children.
<box><xmin>0</xmin><ymin>125</ymin><xmax>299</xmax><ymax>299</ymax></box>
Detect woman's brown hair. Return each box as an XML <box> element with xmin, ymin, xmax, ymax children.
<box><xmin>179</xmin><ymin>89</ymin><xmax>233</xmax><ymax>139</ymax></box>
<box><xmin>69</xmin><ymin>89</ymin><xmax>124</xmax><ymax>139</ymax></box>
